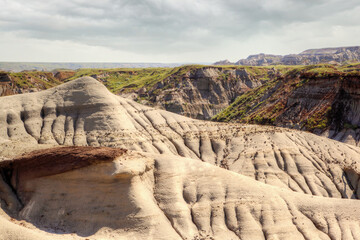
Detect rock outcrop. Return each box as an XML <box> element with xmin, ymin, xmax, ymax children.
<box><xmin>236</xmin><ymin>53</ymin><xmax>283</xmax><ymax>66</ymax></box>
<box><xmin>213</xmin><ymin>59</ymin><xmax>232</xmax><ymax>65</ymax></box>
<box><xmin>213</xmin><ymin>64</ymin><xmax>360</xmax><ymax>146</ymax></box>
<box><xmin>137</xmin><ymin>67</ymin><xmax>273</xmax><ymax>120</ymax></box>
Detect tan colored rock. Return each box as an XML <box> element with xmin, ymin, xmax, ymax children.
<box><xmin>0</xmin><ymin>77</ymin><xmax>360</xmax><ymax>239</ymax></box>
<box><xmin>0</xmin><ymin>147</ymin><xmax>360</xmax><ymax>239</ymax></box>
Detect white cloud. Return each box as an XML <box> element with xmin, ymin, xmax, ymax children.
<box><xmin>0</xmin><ymin>0</ymin><xmax>359</xmax><ymax>62</ymax></box>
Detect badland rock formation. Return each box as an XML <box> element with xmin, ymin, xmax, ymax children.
<box><xmin>0</xmin><ymin>77</ymin><xmax>360</xmax><ymax>239</ymax></box>
<box><xmin>213</xmin><ymin>64</ymin><xmax>360</xmax><ymax>146</ymax></box>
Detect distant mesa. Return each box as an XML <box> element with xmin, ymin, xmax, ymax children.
<box><xmin>214</xmin><ymin>46</ymin><xmax>360</xmax><ymax>66</ymax></box>
<box><xmin>213</xmin><ymin>59</ymin><xmax>232</xmax><ymax>65</ymax></box>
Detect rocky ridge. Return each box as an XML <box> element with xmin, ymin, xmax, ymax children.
<box><xmin>130</xmin><ymin>66</ymin><xmax>275</xmax><ymax>120</ymax></box>
<box><xmin>215</xmin><ymin>46</ymin><xmax>360</xmax><ymax>66</ymax></box>
<box><xmin>213</xmin><ymin>64</ymin><xmax>360</xmax><ymax>146</ymax></box>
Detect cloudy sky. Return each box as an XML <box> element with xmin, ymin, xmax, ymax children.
<box><xmin>0</xmin><ymin>0</ymin><xmax>359</xmax><ymax>62</ymax></box>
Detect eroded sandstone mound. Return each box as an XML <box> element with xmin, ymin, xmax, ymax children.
<box><xmin>1</xmin><ymin>146</ymin><xmax>360</xmax><ymax>240</ymax></box>
<box><xmin>0</xmin><ymin>77</ymin><xmax>360</xmax><ymax>239</ymax></box>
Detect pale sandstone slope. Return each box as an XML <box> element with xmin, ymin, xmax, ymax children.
<box><xmin>0</xmin><ymin>77</ymin><xmax>360</xmax><ymax>239</ymax></box>
<box><xmin>0</xmin><ymin>147</ymin><xmax>360</xmax><ymax>240</ymax></box>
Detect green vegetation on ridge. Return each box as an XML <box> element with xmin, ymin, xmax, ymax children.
<box><xmin>3</xmin><ymin>64</ymin><xmax>298</xmax><ymax>96</ymax></box>
<box><xmin>8</xmin><ymin>71</ymin><xmax>63</xmax><ymax>89</ymax></box>
<box><xmin>65</xmin><ymin>65</ymin><xmax>209</xmax><ymax>93</ymax></box>
<box><xmin>212</xmin><ymin>63</ymin><xmax>360</xmax><ymax>132</ymax></box>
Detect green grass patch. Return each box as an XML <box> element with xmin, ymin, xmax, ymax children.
<box><xmin>212</xmin><ymin>79</ymin><xmax>278</xmax><ymax>122</ymax></box>
<box><xmin>304</xmin><ymin>106</ymin><xmax>332</xmax><ymax>130</ymax></box>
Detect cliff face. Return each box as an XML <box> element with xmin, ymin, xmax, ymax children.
<box><xmin>216</xmin><ymin>46</ymin><xmax>360</xmax><ymax>66</ymax></box>
<box><xmin>213</xmin><ymin>64</ymin><xmax>360</xmax><ymax>145</ymax></box>
<box><xmin>128</xmin><ymin>67</ymin><xmax>276</xmax><ymax>120</ymax></box>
